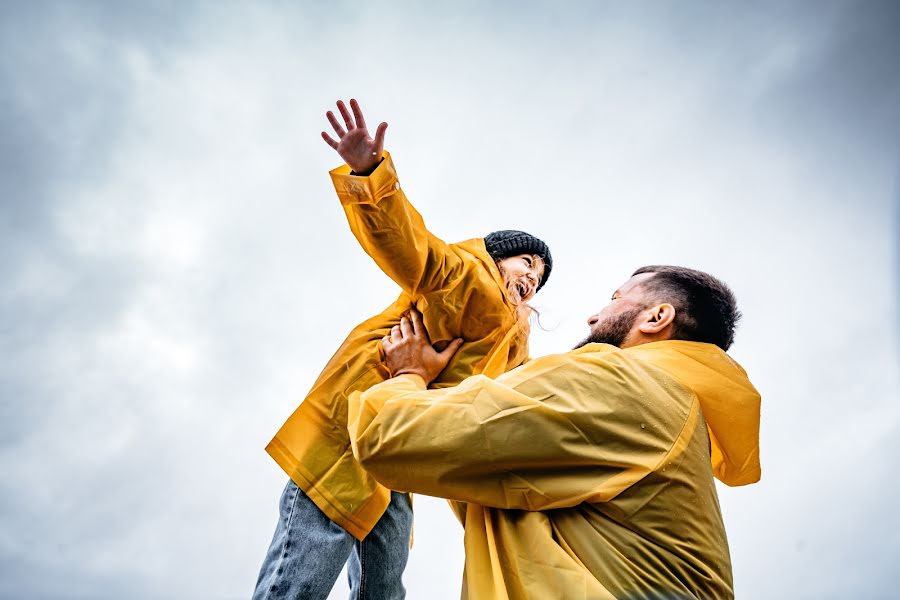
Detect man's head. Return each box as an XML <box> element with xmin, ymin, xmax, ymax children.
<box><xmin>577</xmin><ymin>266</ymin><xmax>741</xmax><ymax>351</ymax></box>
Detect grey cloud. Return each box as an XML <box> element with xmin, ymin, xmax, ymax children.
<box><xmin>1</xmin><ymin>2</ymin><xmax>898</xmax><ymax>599</ymax></box>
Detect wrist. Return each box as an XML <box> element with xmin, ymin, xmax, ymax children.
<box><xmin>391</xmin><ymin>372</ymin><xmax>428</xmax><ymax>388</ymax></box>
<box><xmin>350</xmin><ymin>156</ymin><xmax>383</xmax><ymax>177</ymax></box>
<box><xmin>392</xmin><ymin>367</ymin><xmax>431</xmax><ymax>383</ymax></box>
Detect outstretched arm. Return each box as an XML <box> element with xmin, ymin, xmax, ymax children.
<box><xmin>321</xmin><ymin>99</ymin><xmax>460</xmax><ymax>295</ymax></box>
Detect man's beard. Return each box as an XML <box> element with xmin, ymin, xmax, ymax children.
<box><xmin>574</xmin><ymin>307</ymin><xmax>643</xmax><ymax>349</ymax></box>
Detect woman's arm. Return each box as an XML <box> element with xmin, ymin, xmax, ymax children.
<box><xmin>322</xmin><ymin>99</ymin><xmax>462</xmax><ymax>295</ymax></box>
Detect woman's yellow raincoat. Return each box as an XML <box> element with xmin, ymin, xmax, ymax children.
<box><xmin>349</xmin><ymin>340</ymin><xmax>762</xmax><ymax>599</ymax></box>
<box><xmin>265</xmin><ymin>152</ymin><xmax>531</xmax><ymax>540</ymax></box>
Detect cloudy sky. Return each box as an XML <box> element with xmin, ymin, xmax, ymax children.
<box><xmin>2</xmin><ymin>1</ymin><xmax>898</xmax><ymax>598</ymax></box>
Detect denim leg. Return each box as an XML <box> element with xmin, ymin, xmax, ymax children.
<box><xmin>252</xmin><ymin>480</ymin><xmax>356</xmax><ymax>600</ymax></box>
<box><xmin>347</xmin><ymin>491</ymin><xmax>412</xmax><ymax>600</ymax></box>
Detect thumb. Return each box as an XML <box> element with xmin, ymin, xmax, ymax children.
<box><xmin>373</xmin><ymin>122</ymin><xmax>388</xmax><ymax>152</ymax></box>
<box><xmin>438</xmin><ymin>338</ymin><xmax>464</xmax><ymax>361</ymax></box>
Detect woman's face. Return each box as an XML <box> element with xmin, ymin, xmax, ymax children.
<box><xmin>496</xmin><ymin>254</ymin><xmax>545</xmax><ymax>302</ymax></box>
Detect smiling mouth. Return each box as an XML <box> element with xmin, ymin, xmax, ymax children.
<box><xmin>516</xmin><ymin>281</ymin><xmax>532</xmax><ymax>298</ymax></box>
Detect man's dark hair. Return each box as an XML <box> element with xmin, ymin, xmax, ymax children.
<box><xmin>632</xmin><ymin>265</ymin><xmax>742</xmax><ymax>351</ymax></box>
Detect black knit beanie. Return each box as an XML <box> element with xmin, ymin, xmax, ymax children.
<box><xmin>484</xmin><ymin>230</ymin><xmax>553</xmax><ymax>292</ymax></box>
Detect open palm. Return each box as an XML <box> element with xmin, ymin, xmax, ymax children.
<box><xmin>321</xmin><ymin>98</ymin><xmax>388</xmax><ymax>174</ymax></box>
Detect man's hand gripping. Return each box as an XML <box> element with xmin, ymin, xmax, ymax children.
<box><xmin>382</xmin><ymin>309</ymin><xmax>464</xmax><ymax>385</ymax></box>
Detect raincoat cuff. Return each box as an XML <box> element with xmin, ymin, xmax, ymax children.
<box><xmin>330</xmin><ymin>151</ymin><xmax>400</xmax><ymax>205</ymax></box>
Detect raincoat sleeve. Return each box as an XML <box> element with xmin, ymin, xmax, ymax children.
<box><xmin>330</xmin><ymin>151</ymin><xmax>463</xmax><ymax>295</ymax></box>
<box><xmin>348</xmin><ymin>350</ymin><xmax>691</xmax><ymax>510</ymax></box>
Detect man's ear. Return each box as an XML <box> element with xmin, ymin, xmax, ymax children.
<box><xmin>637</xmin><ymin>303</ymin><xmax>676</xmax><ymax>336</ymax></box>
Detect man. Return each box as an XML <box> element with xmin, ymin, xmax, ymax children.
<box><xmin>347</xmin><ymin>266</ymin><xmax>761</xmax><ymax>599</ymax></box>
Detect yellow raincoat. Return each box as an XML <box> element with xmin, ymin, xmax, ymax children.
<box><xmin>349</xmin><ymin>340</ymin><xmax>762</xmax><ymax>599</ymax></box>
<box><xmin>265</xmin><ymin>152</ymin><xmax>530</xmax><ymax>540</ymax></box>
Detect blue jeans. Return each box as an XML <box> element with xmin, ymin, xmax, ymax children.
<box><xmin>252</xmin><ymin>480</ymin><xmax>412</xmax><ymax>600</ymax></box>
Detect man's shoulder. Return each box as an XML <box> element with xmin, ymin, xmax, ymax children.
<box><xmin>581</xmin><ymin>340</ymin><xmax>734</xmax><ymax>370</ymax></box>
<box><xmin>515</xmin><ymin>341</ymin><xmax>728</xmax><ymax>376</ymax></box>
<box><xmin>512</xmin><ymin>345</ymin><xmax>699</xmax><ymax>425</ymax></box>
<box><xmin>567</xmin><ymin>341</ymin><xmax>682</xmax><ymax>366</ymax></box>
<box><xmin>558</xmin><ymin>342</ymin><xmax>711</xmax><ymax>397</ymax></box>
<box><xmin>516</xmin><ymin>343</ymin><xmax>671</xmax><ymax>385</ymax></box>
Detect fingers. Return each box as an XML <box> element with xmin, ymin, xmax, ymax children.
<box><xmin>382</xmin><ymin>335</ymin><xmax>392</xmax><ymax>350</ymax></box>
<box><xmin>390</xmin><ymin>324</ymin><xmax>402</xmax><ymax>344</ymax></box>
<box><xmin>408</xmin><ymin>309</ymin><xmax>426</xmax><ymax>339</ymax></box>
<box><xmin>399</xmin><ymin>316</ymin><xmax>413</xmax><ymax>339</ymax></box>
<box><xmin>373</xmin><ymin>122</ymin><xmax>388</xmax><ymax>153</ymax></box>
<box><xmin>337</xmin><ymin>100</ymin><xmax>355</xmax><ymax>131</ymax></box>
<box><xmin>321</xmin><ymin>131</ymin><xmax>339</xmax><ymax>149</ymax></box>
<box><xmin>350</xmin><ymin>98</ymin><xmax>366</xmax><ymax>130</ymax></box>
<box><xmin>326</xmin><ymin>111</ymin><xmax>346</xmax><ymax>139</ymax></box>
<box><xmin>438</xmin><ymin>338</ymin><xmax>465</xmax><ymax>361</ymax></box>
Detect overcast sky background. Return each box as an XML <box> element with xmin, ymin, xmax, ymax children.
<box><xmin>1</xmin><ymin>1</ymin><xmax>899</xmax><ymax>599</ymax></box>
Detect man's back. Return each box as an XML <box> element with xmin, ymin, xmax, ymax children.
<box><xmin>350</xmin><ymin>340</ymin><xmax>761</xmax><ymax>599</ymax></box>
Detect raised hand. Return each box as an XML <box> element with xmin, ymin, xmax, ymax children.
<box><xmin>321</xmin><ymin>98</ymin><xmax>388</xmax><ymax>175</ymax></box>
<box><xmin>382</xmin><ymin>309</ymin><xmax>464</xmax><ymax>384</ymax></box>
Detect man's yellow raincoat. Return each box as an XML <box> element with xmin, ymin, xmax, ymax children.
<box><xmin>265</xmin><ymin>152</ymin><xmax>530</xmax><ymax>540</ymax></box>
<box><xmin>349</xmin><ymin>340</ymin><xmax>761</xmax><ymax>599</ymax></box>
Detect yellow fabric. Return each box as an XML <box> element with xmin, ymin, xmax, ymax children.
<box><xmin>265</xmin><ymin>152</ymin><xmax>529</xmax><ymax>540</ymax></box>
<box><xmin>349</xmin><ymin>340</ymin><xmax>762</xmax><ymax>599</ymax></box>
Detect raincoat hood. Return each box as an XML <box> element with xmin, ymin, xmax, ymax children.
<box><xmin>636</xmin><ymin>340</ymin><xmax>762</xmax><ymax>486</ymax></box>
